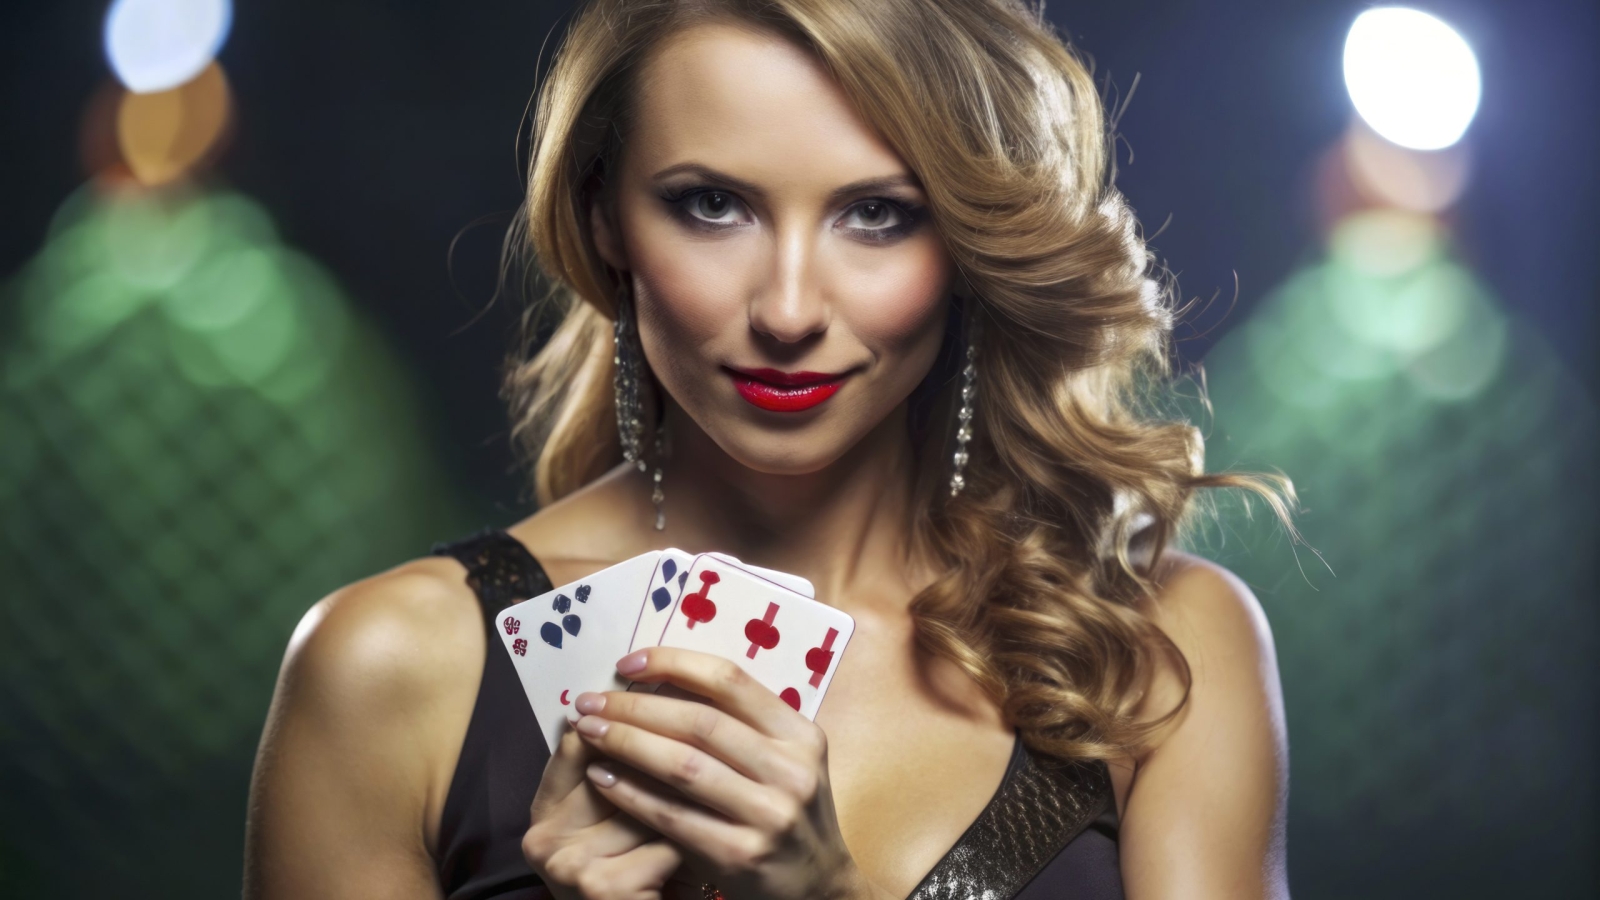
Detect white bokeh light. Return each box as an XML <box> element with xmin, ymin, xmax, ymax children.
<box><xmin>1343</xmin><ymin>7</ymin><xmax>1481</xmax><ymax>150</ymax></box>
<box><xmin>104</xmin><ymin>0</ymin><xmax>233</xmax><ymax>94</ymax></box>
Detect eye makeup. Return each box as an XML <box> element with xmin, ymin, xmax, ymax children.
<box><xmin>656</xmin><ymin>183</ymin><xmax>929</xmax><ymax>243</ymax></box>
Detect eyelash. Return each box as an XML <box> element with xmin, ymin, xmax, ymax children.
<box><xmin>659</xmin><ymin>185</ymin><xmax>927</xmax><ymax>243</ymax></box>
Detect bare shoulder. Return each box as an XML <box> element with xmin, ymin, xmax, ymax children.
<box><xmin>277</xmin><ymin>556</ymin><xmax>487</xmax><ymax>717</ymax></box>
<box><xmin>1126</xmin><ymin>549</ymin><xmax>1285</xmax><ymax>758</ymax></box>
<box><xmin>256</xmin><ymin>554</ymin><xmax>491</xmax><ymax>811</ymax></box>
<box><xmin>245</xmin><ymin>556</ymin><xmax>493</xmax><ymax>897</ymax></box>
<box><xmin>1144</xmin><ymin>550</ymin><xmax>1278</xmax><ymax>670</ymax></box>
<box><xmin>1116</xmin><ymin>557</ymin><xmax>1291</xmax><ymax>898</ymax></box>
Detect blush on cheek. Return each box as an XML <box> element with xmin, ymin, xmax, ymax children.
<box><xmin>629</xmin><ymin>237</ymin><xmax>753</xmax><ymax>344</ymax></box>
<box><xmin>630</xmin><ymin>270</ymin><xmax>740</xmax><ymax>417</ymax></box>
<box><xmin>846</xmin><ymin>256</ymin><xmax>952</xmax><ymax>354</ymax></box>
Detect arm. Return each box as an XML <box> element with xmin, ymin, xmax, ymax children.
<box><xmin>243</xmin><ymin>563</ymin><xmax>484</xmax><ymax>900</ymax></box>
<box><xmin>1119</xmin><ymin>555</ymin><xmax>1290</xmax><ymax>900</ymax></box>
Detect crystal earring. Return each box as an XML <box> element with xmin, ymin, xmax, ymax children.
<box><xmin>614</xmin><ymin>284</ymin><xmax>670</xmax><ymax>531</ymax></box>
<box><xmin>650</xmin><ymin>416</ymin><xmax>668</xmax><ymax>531</ymax></box>
<box><xmin>613</xmin><ymin>287</ymin><xmax>646</xmax><ymax>473</ymax></box>
<box><xmin>949</xmin><ymin>315</ymin><xmax>979</xmax><ymax>497</ymax></box>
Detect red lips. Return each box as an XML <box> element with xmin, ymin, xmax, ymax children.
<box><xmin>726</xmin><ymin>367</ymin><xmax>847</xmax><ymax>412</ymax></box>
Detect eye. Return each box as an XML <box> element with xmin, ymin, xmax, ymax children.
<box><xmin>670</xmin><ymin>189</ymin><xmax>751</xmax><ymax>228</ymax></box>
<box><xmin>842</xmin><ymin>200</ymin><xmax>905</xmax><ymax>231</ymax></box>
<box><xmin>838</xmin><ymin>198</ymin><xmax>926</xmax><ymax>242</ymax></box>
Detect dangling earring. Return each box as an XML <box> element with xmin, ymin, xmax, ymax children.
<box><xmin>950</xmin><ymin>314</ymin><xmax>980</xmax><ymax>497</ymax></box>
<box><xmin>614</xmin><ymin>283</ymin><xmax>670</xmax><ymax>531</ymax></box>
<box><xmin>650</xmin><ymin>416</ymin><xmax>668</xmax><ymax>531</ymax></box>
<box><xmin>613</xmin><ymin>286</ymin><xmax>646</xmax><ymax>473</ymax></box>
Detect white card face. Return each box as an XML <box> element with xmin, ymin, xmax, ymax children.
<box><xmin>708</xmin><ymin>552</ymin><xmax>815</xmax><ymax>599</ymax></box>
<box><xmin>628</xmin><ymin>548</ymin><xmax>695</xmax><ymax>657</ymax></box>
<box><xmin>653</xmin><ymin>556</ymin><xmax>854</xmax><ymax>721</ymax></box>
<box><xmin>494</xmin><ymin>551</ymin><xmax>662</xmax><ymax>754</ymax></box>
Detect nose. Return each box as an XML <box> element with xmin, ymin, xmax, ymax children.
<box><xmin>747</xmin><ymin>227</ymin><xmax>828</xmax><ymax>344</ymax></box>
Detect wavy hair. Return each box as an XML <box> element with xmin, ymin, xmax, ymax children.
<box><xmin>500</xmin><ymin>0</ymin><xmax>1298</xmax><ymax>762</ymax></box>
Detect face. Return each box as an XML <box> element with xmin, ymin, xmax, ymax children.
<box><xmin>591</xmin><ymin>22</ymin><xmax>958</xmax><ymax>476</ymax></box>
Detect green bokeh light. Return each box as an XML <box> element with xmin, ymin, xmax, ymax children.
<box><xmin>0</xmin><ymin>182</ymin><xmax>479</xmax><ymax>897</ymax></box>
<box><xmin>1191</xmin><ymin>233</ymin><xmax>1597</xmax><ymax>897</ymax></box>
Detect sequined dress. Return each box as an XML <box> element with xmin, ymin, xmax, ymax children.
<box><xmin>428</xmin><ymin>528</ymin><xmax>1124</xmax><ymax>900</ymax></box>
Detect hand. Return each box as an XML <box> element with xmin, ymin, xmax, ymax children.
<box><xmin>569</xmin><ymin>646</ymin><xmax>870</xmax><ymax>900</ymax></box>
<box><xmin>522</xmin><ymin>722</ymin><xmax>686</xmax><ymax>900</ymax></box>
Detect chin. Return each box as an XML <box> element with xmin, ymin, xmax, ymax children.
<box><xmin>714</xmin><ymin>430</ymin><xmax>849</xmax><ymax>476</ymax></box>
<box><xmin>695</xmin><ymin>413</ymin><xmax>869</xmax><ymax>477</ymax></box>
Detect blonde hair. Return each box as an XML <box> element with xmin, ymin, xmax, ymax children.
<box><xmin>501</xmin><ymin>0</ymin><xmax>1298</xmax><ymax>761</ymax></box>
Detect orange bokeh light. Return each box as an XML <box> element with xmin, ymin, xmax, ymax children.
<box><xmin>114</xmin><ymin>61</ymin><xmax>234</xmax><ymax>187</ymax></box>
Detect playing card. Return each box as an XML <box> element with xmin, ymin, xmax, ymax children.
<box><xmin>628</xmin><ymin>550</ymin><xmax>815</xmax><ymax>658</ymax></box>
<box><xmin>628</xmin><ymin>548</ymin><xmax>696</xmax><ymax>656</ymax></box>
<box><xmin>709</xmin><ymin>552</ymin><xmax>815</xmax><ymax>599</ymax></box>
<box><xmin>652</xmin><ymin>555</ymin><xmax>854</xmax><ymax>720</ymax></box>
<box><xmin>494</xmin><ymin>551</ymin><xmax>662</xmax><ymax>754</ymax></box>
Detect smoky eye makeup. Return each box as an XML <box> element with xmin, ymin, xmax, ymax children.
<box><xmin>658</xmin><ymin>185</ymin><xmax>752</xmax><ymax>230</ymax></box>
<box><xmin>656</xmin><ymin>183</ymin><xmax>929</xmax><ymax>243</ymax></box>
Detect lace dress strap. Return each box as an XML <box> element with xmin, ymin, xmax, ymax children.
<box><xmin>427</xmin><ymin>527</ymin><xmax>555</xmax><ymax>899</ymax></box>
<box><xmin>429</xmin><ymin>527</ymin><xmax>554</xmax><ymax>626</ymax></box>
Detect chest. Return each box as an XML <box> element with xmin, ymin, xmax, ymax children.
<box><xmin>810</xmin><ymin>619</ymin><xmax>1019</xmax><ymax>898</ymax></box>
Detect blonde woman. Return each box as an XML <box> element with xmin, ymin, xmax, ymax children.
<box><xmin>245</xmin><ymin>0</ymin><xmax>1296</xmax><ymax>898</ymax></box>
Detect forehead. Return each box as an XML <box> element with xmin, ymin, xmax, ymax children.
<box><xmin>627</xmin><ymin>22</ymin><xmax>911</xmax><ymax>187</ymax></box>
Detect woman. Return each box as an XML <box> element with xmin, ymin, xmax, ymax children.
<box><xmin>244</xmin><ymin>0</ymin><xmax>1296</xmax><ymax>897</ymax></box>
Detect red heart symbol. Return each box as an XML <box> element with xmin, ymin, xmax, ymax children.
<box><xmin>779</xmin><ymin>688</ymin><xmax>801</xmax><ymax>711</ymax></box>
<box><xmin>805</xmin><ymin>647</ymin><xmax>833</xmax><ymax>676</ymax></box>
<box><xmin>744</xmin><ymin>618</ymin><xmax>779</xmax><ymax>650</ymax></box>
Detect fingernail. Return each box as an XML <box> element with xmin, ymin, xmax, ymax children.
<box><xmin>616</xmin><ymin>650</ymin><xmax>648</xmax><ymax>675</ymax></box>
<box><xmin>587</xmin><ymin>762</ymin><xmax>616</xmax><ymax>787</ymax></box>
<box><xmin>574</xmin><ymin>692</ymin><xmax>606</xmax><ymax>714</ymax></box>
<box><xmin>575</xmin><ymin>715</ymin><xmax>610</xmax><ymax>737</ymax></box>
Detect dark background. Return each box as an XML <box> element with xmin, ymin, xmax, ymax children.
<box><xmin>2</xmin><ymin>0</ymin><xmax>1595</xmax><ymax>897</ymax></box>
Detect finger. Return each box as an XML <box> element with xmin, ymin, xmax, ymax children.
<box><xmin>576</xmin><ymin>689</ymin><xmax>796</xmax><ymax>787</ymax></box>
<box><xmin>533</xmin><ymin>723</ymin><xmax>614</xmax><ymax>825</ymax></box>
<box><xmin>578</xmin><ymin>713</ymin><xmax>788</xmax><ymax>827</ymax></box>
<box><xmin>547</xmin><ymin>828</ymin><xmax>681</xmax><ymax>899</ymax></box>
<box><xmin>585</xmin><ymin>756</ymin><xmax>757</xmax><ymax>871</ymax></box>
<box><xmin>585</xmin><ymin>840</ymin><xmax>683</xmax><ymax>900</ymax></box>
<box><xmin>540</xmin><ymin>811</ymin><xmax>652</xmax><ymax>883</ymax></box>
<box><xmin>617</xmin><ymin>647</ymin><xmax>811</xmax><ymax>741</ymax></box>
<box><xmin>575</xmin><ymin>810</ymin><xmax>663</xmax><ymax>858</ymax></box>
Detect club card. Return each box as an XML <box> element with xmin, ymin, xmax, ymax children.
<box><xmin>494</xmin><ymin>551</ymin><xmax>662</xmax><ymax>754</ymax></box>
<box><xmin>653</xmin><ymin>555</ymin><xmax>854</xmax><ymax>721</ymax></box>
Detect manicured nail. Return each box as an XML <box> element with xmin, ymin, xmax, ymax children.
<box><xmin>616</xmin><ymin>650</ymin><xmax>649</xmax><ymax>674</ymax></box>
<box><xmin>587</xmin><ymin>762</ymin><xmax>616</xmax><ymax>787</ymax></box>
<box><xmin>575</xmin><ymin>715</ymin><xmax>609</xmax><ymax>737</ymax></box>
<box><xmin>574</xmin><ymin>692</ymin><xmax>606</xmax><ymax>714</ymax></box>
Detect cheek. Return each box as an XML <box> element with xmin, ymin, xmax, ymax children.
<box><xmin>843</xmin><ymin>241</ymin><xmax>953</xmax><ymax>359</ymax></box>
<box><xmin>622</xmin><ymin>213</ymin><xmax>753</xmax><ymax>375</ymax></box>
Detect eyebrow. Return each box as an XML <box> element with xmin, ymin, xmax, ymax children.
<box><xmin>650</xmin><ymin>162</ymin><xmax>924</xmax><ymax>204</ymax></box>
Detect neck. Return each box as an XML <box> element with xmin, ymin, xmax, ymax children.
<box><xmin>654</xmin><ymin>403</ymin><xmax>931</xmax><ymax>611</ymax></box>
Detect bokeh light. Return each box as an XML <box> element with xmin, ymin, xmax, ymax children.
<box><xmin>116</xmin><ymin>61</ymin><xmax>233</xmax><ymax>186</ymax></box>
<box><xmin>1197</xmin><ymin>298</ymin><xmax>1595</xmax><ymax>897</ymax></box>
<box><xmin>1343</xmin><ymin>7</ymin><xmax>1481</xmax><ymax>150</ymax></box>
<box><xmin>104</xmin><ymin>0</ymin><xmax>233</xmax><ymax>94</ymax></box>
<box><xmin>1344</xmin><ymin>120</ymin><xmax>1472</xmax><ymax>213</ymax></box>
<box><xmin>0</xmin><ymin>183</ymin><xmax>477</xmax><ymax>896</ymax></box>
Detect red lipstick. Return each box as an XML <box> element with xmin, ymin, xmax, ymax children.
<box><xmin>726</xmin><ymin>367</ymin><xmax>847</xmax><ymax>412</ymax></box>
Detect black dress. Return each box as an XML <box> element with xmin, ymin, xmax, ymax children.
<box><xmin>428</xmin><ymin>528</ymin><xmax>1124</xmax><ymax>900</ymax></box>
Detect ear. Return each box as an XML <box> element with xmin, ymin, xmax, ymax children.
<box><xmin>589</xmin><ymin>195</ymin><xmax>627</xmax><ymax>271</ymax></box>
